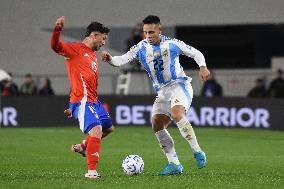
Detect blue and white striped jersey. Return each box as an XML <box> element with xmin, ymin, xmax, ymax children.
<box><xmin>111</xmin><ymin>35</ymin><xmax>206</xmax><ymax>91</ymax></box>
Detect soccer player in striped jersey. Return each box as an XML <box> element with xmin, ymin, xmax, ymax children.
<box><xmin>102</xmin><ymin>15</ymin><xmax>210</xmax><ymax>175</ymax></box>
<box><xmin>51</xmin><ymin>16</ymin><xmax>114</xmax><ymax>179</ymax></box>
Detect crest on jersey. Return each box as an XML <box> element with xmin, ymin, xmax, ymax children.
<box><xmin>146</xmin><ymin>54</ymin><xmax>154</xmax><ymax>58</ymax></box>
<box><xmin>153</xmin><ymin>50</ymin><xmax>160</xmax><ymax>58</ymax></box>
<box><xmin>162</xmin><ymin>49</ymin><xmax>168</xmax><ymax>57</ymax></box>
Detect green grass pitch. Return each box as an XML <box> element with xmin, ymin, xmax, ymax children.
<box><xmin>0</xmin><ymin>126</ymin><xmax>283</xmax><ymax>189</ymax></box>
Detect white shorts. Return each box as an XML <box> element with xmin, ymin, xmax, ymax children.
<box><xmin>152</xmin><ymin>80</ymin><xmax>193</xmax><ymax>118</ymax></box>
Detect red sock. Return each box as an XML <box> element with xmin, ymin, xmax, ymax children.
<box><xmin>86</xmin><ymin>136</ymin><xmax>101</xmax><ymax>170</ymax></box>
<box><xmin>80</xmin><ymin>136</ymin><xmax>90</xmax><ymax>150</ymax></box>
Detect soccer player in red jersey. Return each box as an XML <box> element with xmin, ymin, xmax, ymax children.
<box><xmin>51</xmin><ymin>16</ymin><xmax>114</xmax><ymax>179</ymax></box>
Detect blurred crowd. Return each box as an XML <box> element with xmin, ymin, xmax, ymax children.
<box><xmin>0</xmin><ymin>73</ymin><xmax>55</xmax><ymax>97</ymax></box>
<box><xmin>247</xmin><ymin>69</ymin><xmax>284</xmax><ymax>98</ymax></box>
<box><xmin>1</xmin><ymin>70</ymin><xmax>283</xmax><ymax>98</ymax></box>
<box><xmin>200</xmin><ymin>69</ymin><xmax>284</xmax><ymax>98</ymax></box>
<box><xmin>124</xmin><ymin>22</ymin><xmax>144</xmax><ymax>72</ymax></box>
<box><xmin>200</xmin><ymin>72</ymin><xmax>223</xmax><ymax>97</ymax></box>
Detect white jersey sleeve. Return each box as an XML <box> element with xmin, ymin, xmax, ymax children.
<box><xmin>172</xmin><ymin>39</ymin><xmax>207</xmax><ymax>67</ymax></box>
<box><xmin>110</xmin><ymin>43</ymin><xmax>141</xmax><ymax>67</ymax></box>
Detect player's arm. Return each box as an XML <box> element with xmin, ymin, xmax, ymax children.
<box><xmin>50</xmin><ymin>16</ymin><xmax>74</xmax><ymax>57</ymax></box>
<box><xmin>101</xmin><ymin>45</ymin><xmax>139</xmax><ymax>67</ymax></box>
<box><xmin>101</xmin><ymin>51</ymin><xmax>134</xmax><ymax>67</ymax></box>
<box><xmin>175</xmin><ymin>40</ymin><xmax>210</xmax><ymax>81</ymax></box>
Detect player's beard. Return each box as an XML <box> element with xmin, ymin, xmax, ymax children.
<box><xmin>94</xmin><ymin>44</ymin><xmax>103</xmax><ymax>51</ymax></box>
<box><xmin>93</xmin><ymin>45</ymin><xmax>100</xmax><ymax>51</ymax></box>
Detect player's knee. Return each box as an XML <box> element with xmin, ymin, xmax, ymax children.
<box><xmin>152</xmin><ymin>124</ymin><xmax>164</xmax><ymax>133</ymax></box>
<box><xmin>152</xmin><ymin>119</ymin><xmax>167</xmax><ymax>133</ymax></box>
<box><xmin>171</xmin><ymin>112</ymin><xmax>183</xmax><ymax>123</ymax></box>
<box><xmin>88</xmin><ymin>125</ymin><xmax>103</xmax><ymax>138</ymax></box>
<box><xmin>171</xmin><ymin>105</ymin><xmax>186</xmax><ymax>123</ymax></box>
<box><xmin>152</xmin><ymin>115</ymin><xmax>170</xmax><ymax>133</ymax></box>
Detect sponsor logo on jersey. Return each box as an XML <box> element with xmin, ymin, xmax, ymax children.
<box><xmin>162</xmin><ymin>49</ymin><xmax>168</xmax><ymax>57</ymax></box>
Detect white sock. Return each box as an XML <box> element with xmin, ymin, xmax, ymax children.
<box><xmin>176</xmin><ymin>116</ymin><xmax>201</xmax><ymax>153</ymax></box>
<box><xmin>88</xmin><ymin>170</ymin><xmax>98</xmax><ymax>175</ymax></box>
<box><xmin>155</xmin><ymin>129</ymin><xmax>180</xmax><ymax>165</ymax></box>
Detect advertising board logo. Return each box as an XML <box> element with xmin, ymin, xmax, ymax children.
<box><xmin>188</xmin><ymin>107</ymin><xmax>269</xmax><ymax>128</ymax></box>
<box><xmin>115</xmin><ymin>105</ymin><xmax>270</xmax><ymax>128</ymax></box>
<box><xmin>0</xmin><ymin>107</ymin><xmax>18</xmax><ymax>127</ymax></box>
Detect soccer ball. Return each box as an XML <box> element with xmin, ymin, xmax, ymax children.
<box><xmin>122</xmin><ymin>155</ymin><xmax>144</xmax><ymax>176</ymax></box>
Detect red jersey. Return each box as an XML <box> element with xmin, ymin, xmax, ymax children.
<box><xmin>51</xmin><ymin>26</ymin><xmax>98</xmax><ymax>103</ymax></box>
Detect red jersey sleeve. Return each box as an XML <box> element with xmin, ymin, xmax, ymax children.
<box><xmin>51</xmin><ymin>26</ymin><xmax>76</xmax><ymax>58</ymax></box>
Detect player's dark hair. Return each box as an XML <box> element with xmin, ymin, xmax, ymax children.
<box><xmin>277</xmin><ymin>69</ymin><xmax>283</xmax><ymax>75</ymax></box>
<box><xmin>143</xmin><ymin>15</ymin><xmax>161</xmax><ymax>24</ymax></box>
<box><xmin>25</xmin><ymin>73</ymin><xmax>32</xmax><ymax>78</ymax></box>
<box><xmin>85</xmin><ymin>22</ymin><xmax>110</xmax><ymax>37</ymax></box>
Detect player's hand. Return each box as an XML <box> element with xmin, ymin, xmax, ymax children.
<box><xmin>64</xmin><ymin>108</ymin><xmax>72</xmax><ymax>118</ymax></box>
<box><xmin>199</xmin><ymin>66</ymin><xmax>210</xmax><ymax>81</ymax></box>
<box><xmin>101</xmin><ymin>51</ymin><xmax>112</xmax><ymax>62</ymax></box>
<box><xmin>55</xmin><ymin>16</ymin><xmax>65</xmax><ymax>29</ymax></box>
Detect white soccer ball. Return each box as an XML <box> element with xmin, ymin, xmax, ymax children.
<box><xmin>122</xmin><ymin>155</ymin><xmax>144</xmax><ymax>176</ymax></box>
